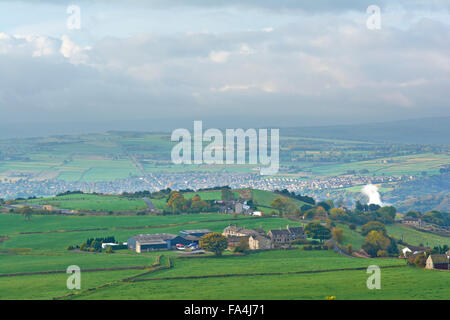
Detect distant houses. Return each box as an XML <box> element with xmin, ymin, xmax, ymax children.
<box><xmin>222</xmin><ymin>224</ymin><xmax>305</xmax><ymax>250</ymax></box>
<box><xmin>127</xmin><ymin>229</ymin><xmax>212</xmax><ymax>253</ymax></box>
<box><xmin>402</xmin><ymin>245</ymin><xmax>428</xmax><ymax>257</ymax></box>
<box><xmin>402</xmin><ymin>216</ymin><xmax>423</xmax><ymax>227</ymax></box>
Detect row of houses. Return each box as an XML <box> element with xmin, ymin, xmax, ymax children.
<box><xmin>223</xmin><ymin>224</ymin><xmax>305</xmax><ymax>250</ymax></box>
<box><xmin>127</xmin><ymin>229</ymin><xmax>212</xmax><ymax>253</ymax></box>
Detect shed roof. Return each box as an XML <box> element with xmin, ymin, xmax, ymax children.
<box><xmin>429</xmin><ymin>254</ymin><xmax>449</xmax><ymax>264</ymax></box>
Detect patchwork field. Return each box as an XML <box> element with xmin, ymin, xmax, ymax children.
<box><xmin>0</xmin><ymin>194</ymin><xmax>448</xmax><ymax>300</ymax></box>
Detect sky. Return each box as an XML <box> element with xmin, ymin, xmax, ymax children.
<box><xmin>0</xmin><ymin>0</ymin><xmax>449</xmax><ymax>137</ymax></box>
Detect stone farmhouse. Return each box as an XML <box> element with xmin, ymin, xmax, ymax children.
<box><xmin>223</xmin><ymin>224</ymin><xmax>305</xmax><ymax>250</ymax></box>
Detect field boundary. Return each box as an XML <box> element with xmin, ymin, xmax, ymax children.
<box><xmin>127</xmin><ymin>264</ymin><xmax>407</xmax><ymax>282</ymax></box>
<box><xmin>0</xmin><ymin>265</ymin><xmax>152</xmax><ymax>278</ymax></box>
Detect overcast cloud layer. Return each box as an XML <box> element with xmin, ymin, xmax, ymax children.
<box><xmin>0</xmin><ymin>1</ymin><xmax>449</xmax><ymax>136</ymax></box>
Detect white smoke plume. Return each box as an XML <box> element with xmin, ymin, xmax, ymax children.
<box><xmin>362</xmin><ymin>184</ymin><xmax>383</xmax><ymax>206</ymax></box>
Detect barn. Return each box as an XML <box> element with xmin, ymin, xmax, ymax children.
<box><xmin>127</xmin><ymin>233</ymin><xmax>177</xmax><ymax>253</ymax></box>
<box><xmin>426</xmin><ymin>254</ymin><xmax>450</xmax><ymax>270</ymax></box>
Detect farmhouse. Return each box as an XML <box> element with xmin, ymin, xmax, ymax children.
<box><xmin>248</xmin><ymin>234</ymin><xmax>273</xmax><ymax>250</ymax></box>
<box><xmin>223</xmin><ymin>224</ymin><xmax>265</xmax><ymax>238</ymax></box>
<box><xmin>402</xmin><ymin>216</ymin><xmax>423</xmax><ymax>227</ymax></box>
<box><xmin>425</xmin><ymin>254</ymin><xmax>450</xmax><ymax>270</ymax></box>
<box><xmin>268</xmin><ymin>225</ymin><xmax>305</xmax><ymax>247</ymax></box>
<box><xmin>223</xmin><ymin>224</ymin><xmax>304</xmax><ymax>250</ymax></box>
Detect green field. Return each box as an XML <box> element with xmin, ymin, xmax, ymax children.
<box><xmin>21</xmin><ymin>194</ymin><xmax>148</xmax><ymax>212</ymax></box>
<box><xmin>1</xmin><ymin>131</ymin><xmax>448</xmax><ymax>183</ymax></box>
<box><xmin>67</xmin><ymin>267</ymin><xmax>449</xmax><ymax>300</ymax></box>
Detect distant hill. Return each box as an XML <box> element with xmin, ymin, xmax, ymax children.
<box><xmin>282</xmin><ymin>117</ymin><xmax>450</xmax><ymax>145</ymax></box>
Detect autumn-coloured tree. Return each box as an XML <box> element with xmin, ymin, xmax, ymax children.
<box><xmin>331</xmin><ymin>227</ymin><xmax>344</xmax><ymax>244</ymax></box>
<box><xmin>199</xmin><ymin>232</ymin><xmax>228</xmax><ymax>256</ymax></box>
<box><xmin>362</xmin><ymin>230</ymin><xmax>390</xmax><ymax>257</ymax></box>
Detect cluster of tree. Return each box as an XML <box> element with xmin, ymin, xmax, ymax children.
<box><xmin>221</xmin><ymin>188</ymin><xmax>236</xmax><ymax>201</ymax></box>
<box><xmin>274</xmin><ymin>189</ymin><xmax>315</xmax><ymax>205</ymax></box>
<box><xmin>271</xmin><ymin>197</ymin><xmax>301</xmax><ymax>216</ymax></box>
<box><xmin>71</xmin><ymin>236</ymin><xmax>120</xmax><ymax>253</ymax></box>
<box><xmin>165</xmin><ymin>191</ymin><xmax>212</xmax><ymax>214</ymax></box>
<box><xmin>304</xmin><ymin>222</ymin><xmax>332</xmax><ymax>243</ymax></box>
<box><xmin>361</xmin><ymin>222</ymin><xmax>399</xmax><ymax>257</ymax></box>
<box><xmin>327</xmin><ymin>202</ymin><xmax>397</xmax><ymax>225</ymax></box>
<box><xmin>56</xmin><ymin>191</ymin><xmax>84</xmax><ymax>196</ymax></box>
<box><xmin>431</xmin><ymin>244</ymin><xmax>449</xmax><ymax>254</ymax></box>
<box><xmin>122</xmin><ymin>188</ymin><xmax>172</xmax><ymax>199</ymax></box>
<box><xmin>199</xmin><ymin>186</ymin><xmax>232</xmax><ymax>191</ymax></box>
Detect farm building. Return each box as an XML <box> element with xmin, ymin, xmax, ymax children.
<box><xmin>425</xmin><ymin>254</ymin><xmax>450</xmax><ymax>270</ymax></box>
<box><xmin>128</xmin><ymin>232</ymin><xmax>204</xmax><ymax>253</ymax></box>
<box><xmin>127</xmin><ymin>233</ymin><xmax>176</xmax><ymax>253</ymax></box>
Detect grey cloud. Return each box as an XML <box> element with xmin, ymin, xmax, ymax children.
<box><xmin>1</xmin><ymin>13</ymin><xmax>449</xmax><ymax>131</ymax></box>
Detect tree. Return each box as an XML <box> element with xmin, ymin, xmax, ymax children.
<box><xmin>361</xmin><ymin>221</ymin><xmax>387</xmax><ymax>236</ymax></box>
<box><xmin>20</xmin><ymin>206</ymin><xmax>33</xmax><ymax>221</ymax></box>
<box><xmin>304</xmin><ymin>222</ymin><xmax>331</xmax><ymax>243</ymax></box>
<box><xmin>166</xmin><ymin>191</ymin><xmax>187</xmax><ymax>213</ymax></box>
<box><xmin>233</xmin><ymin>238</ymin><xmax>249</xmax><ymax>254</ymax></box>
<box><xmin>190</xmin><ymin>195</ymin><xmax>208</xmax><ymax>212</ymax></box>
<box><xmin>329</xmin><ymin>208</ymin><xmax>348</xmax><ymax>220</ymax></box>
<box><xmin>315</xmin><ymin>206</ymin><xmax>328</xmax><ymax>220</ymax></box>
<box><xmin>271</xmin><ymin>197</ymin><xmax>298</xmax><ymax>216</ymax></box>
<box><xmin>331</xmin><ymin>227</ymin><xmax>344</xmax><ymax>244</ymax></box>
<box><xmin>346</xmin><ymin>244</ymin><xmax>353</xmax><ymax>255</ymax></box>
<box><xmin>199</xmin><ymin>232</ymin><xmax>228</xmax><ymax>256</ymax></box>
<box><xmin>221</xmin><ymin>189</ymin><xmax>235</xmax><ymax>201</ymax></box>
<box><xmin>362</xmin><ymin>230</ymin><xmax>390</xmax><ymax>257</ymax></box>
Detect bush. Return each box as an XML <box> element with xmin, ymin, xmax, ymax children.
<box><xmin>303</xmin><ymin>245</ymin><xmax>312</xmax><ymax>251</ymax></box>
<box><xmin>349</xmin><ymin>223</ymin><xmax>357</xmax><ymax>230</ymax></box>
<box><xmin>377</xmin><ymin>250</ymin><xmax>388</xmax><ymax>257</ymax></box>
